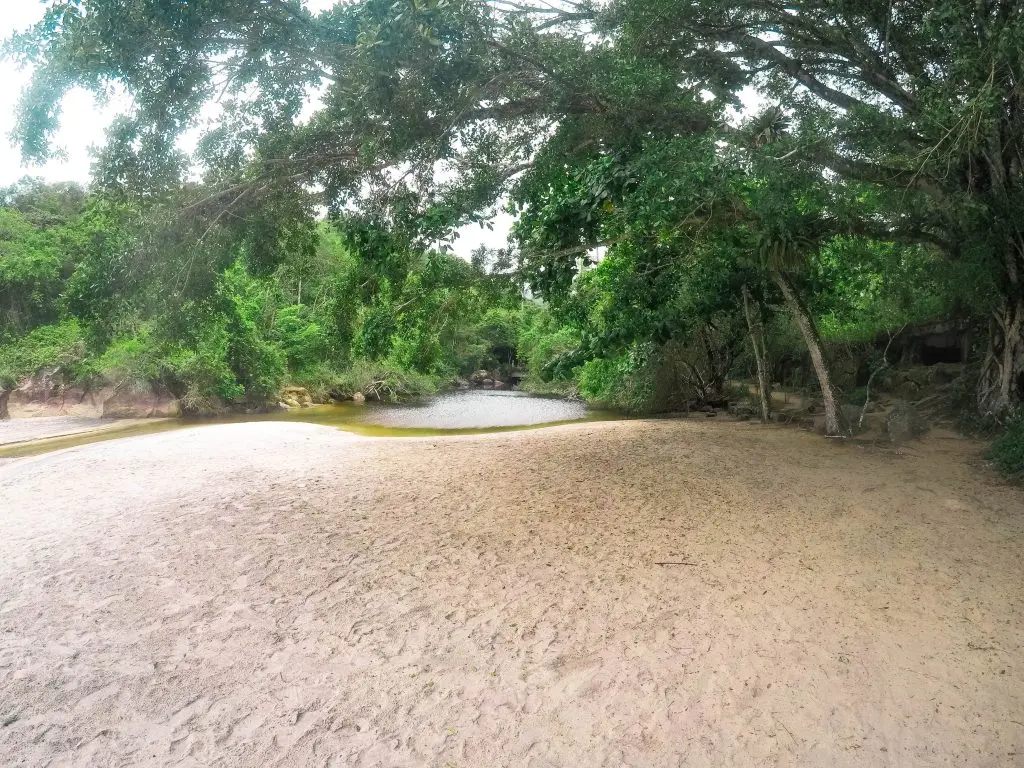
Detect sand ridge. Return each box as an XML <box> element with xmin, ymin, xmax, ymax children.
<box><xmin>0</xmin><ymin>419</ymin><xmax>1021</xmax><ymax>766</ymax></box>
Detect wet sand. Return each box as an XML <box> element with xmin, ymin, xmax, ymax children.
<box><xmin>0</xmin><ymin>419</ymin><xmax>1021</xmax><ymax>766</ymax></box>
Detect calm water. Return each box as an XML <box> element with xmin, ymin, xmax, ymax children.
<box><xmin>0</xmin><ymin>391</ymin><xmax>608</xmax><ymax>458</ymax></box>
<box><xmin>363</xmin><ymin>390</ymin><xmax>589</xmax><ymax>429</ymax></box>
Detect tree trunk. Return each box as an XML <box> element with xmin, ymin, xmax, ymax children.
<box><xmin>978</xmin><ymin>295</ymin><xmax>1024</xmax><ymax>418</ymax></box>
<box><xmin>772</xmin><ymin>270</ymin><xmax>842</xmax><ymax>436</ymax></box>
<box><xmin>741</xmin><ymin>284</ymin><xmax>771</xmax><ymax>422</ymax></box>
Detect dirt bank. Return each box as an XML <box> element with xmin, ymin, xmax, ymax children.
<box><xmin>0</xmin><ymin>420</ymin><xmax>1021</xmax><ymax>766</ymax></box>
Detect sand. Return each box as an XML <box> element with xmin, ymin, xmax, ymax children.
<box><xmin>0</xmin><ymin>416</ymin><xmax>144</xmax><ymax>447</ymax></box>
<box><xmin>0</xmin><ymin>419</ymin><xmax>1021</xmax><ymax>767</ymax></box>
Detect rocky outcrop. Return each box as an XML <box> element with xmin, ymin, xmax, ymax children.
<box><xmin>8</xmin><ymin>368</ymin><xmax>184</xmax><ymax>419</ymax></box>
<box><xmin>101</xmin><ymin>385</ymin><xmax>180</xmax><ymax>419</ymax></box>
<box><xmin>885</xmin><ymin>403</ymin><xmax>930</xmax><ymax>442</ymax></box>
<box><xmin>278</xmin><ymin>386</ymin><xmax>314</xmax><ymax>410</ymax></box>
<box><xmin>8</xmin><ymin>367</ymin><xmax>105</xmax><ymax>418</ymax></box>
<box><xmin>468</xmin><ymin>369</ymin><xmax>506</xmax><ymax>390</ymax></box>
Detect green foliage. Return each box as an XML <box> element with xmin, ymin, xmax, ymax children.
<box><xmin>11</xmin><ymin>0</ymin><xmax>1024</xmax><ymax>419</ymax></box>
<box><xmin>516</xmin><ymin>302</ymin><xmax>582</xmax><ymax>383</ymax></box>
<box><xmin>0</xmin><ymin>184</ymin><xmax>528</xmax><ymax>411</ymax></box>
<box><xmin>332</xmin><ymin>359</ymin><xmax>440</xmax><ymax>403</ymax></box>
<box><xmin>988</xmin><ymin>416</ymin><xmax>1024</xmax><ymax>479</ymax></box>
<box><xmin>577</xmin><ymin>347</ymin><xmax>654</xmax><ymax>413</ymax></box>
<box><xmin>163</xmin><ymin>320</ymin><xmax>245</xmax><ymax>415</ymax></box>
<box><xmin>0</xmin><ymin>320</ymin><xmax>84</xmax><ymax>388</ymax></box>
<box><xmin>272</xmin><ymin>305</ymin><xmax>330</xmax><ymax>377</ymax></box>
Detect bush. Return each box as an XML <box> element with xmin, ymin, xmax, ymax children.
<box><xmin>0</xmin><ymin>320</ymin><xmax>85</xmax><ymax>387</ymax></box>
<box><xmin>577</xmin><ymin>348</ymin><xmax>654</xmax><ymax>412</ymax></box>
<box><xmin>273</xmin><ymin>304</ymin><xmax>331</xmax><ymax>375</ymax></box>
<box><xmin>989</xmin><ymin>415</ymin><xmax>1024</xmax><ymax>479</ymax></box>
<box><xmin>334</xmin><ymin>359</ymin><xmax>440</xmax><ymax>402</ymax></box>
<box><xmin>87</xmin><ymin>332</ymin><xmax>161</xmax><ymax>389</ymax></box>
<box><xmin>162</xmin><ymin>321</ymin><xmax>244</xmax><ymax>414</ymax></box>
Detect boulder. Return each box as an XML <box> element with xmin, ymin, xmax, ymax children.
<box><xmin>101</xmin><ymin>385</ymin><xmax>181</xmax><ymax>419</ymax></box>
<box><xmin>894</xmin><ymin>380</ymin><xmax>921</xmax><ymax>400</ymax></box>
<box><xmin>352</xmin><ymin>392</ymin><xmax>366</xmax><ymax>404</ymax></box>
<box><xmin>279</xmin><ymin>386</ymin><xmax>313</xmax><ymax>408</ymax></box>
<box><xmin>840</xmin><ymin>404</ymin><xmax>865</xmax><ymax>434</ymax></box>
<box><xmin>885</xmin><ymin>403</ymin><xmax>930</xmax><ymax>443</ymax></box>
<box><xmin>8</xmin><ymin>367</ymin><xmax>106</xmax><ymax>418</ymax></box>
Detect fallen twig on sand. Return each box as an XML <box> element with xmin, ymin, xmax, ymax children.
<box><xmin>655</xmin><ymin>561</ymin><xmax>697</xmax><ymax>566</ymax></box>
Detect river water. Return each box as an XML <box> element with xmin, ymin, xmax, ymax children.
<box><xmin>0</xmin><ymin>390</ymin><xmax>608</xmax><ymax>458</ymax></box>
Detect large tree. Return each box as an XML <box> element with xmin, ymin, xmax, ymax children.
<box><xmin>9</xmin><ymin>0</ymin><xmax>1023</xmax><ymax>416</ymax></box>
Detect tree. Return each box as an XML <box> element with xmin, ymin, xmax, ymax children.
<box><xmin>10</xmin><ymin>0</ymin><xmax>1022</xmax><ymax>417</ymax></box>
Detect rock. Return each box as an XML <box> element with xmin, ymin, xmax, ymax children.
<box><xmin>277</xmin><ymin>401</ymin><xmax>291</xmax><ymax>410</ymax></box>
<box><xmin>905</xmin><ymin>367</ymin><xmax>932</xmax><ymax>387</ymax></box>
<box><xmin>729</xmin><ymin>402</ymin><xmax>757</xmax><ymax>421</ymax></box>
<box><xmin>102</xmin><ymin>385</ymin><xmax>181</xmax><ymax>419</ymax></box>
<box><xmin>481</xmin><ymin>378</ymin><xmax>493</xmax><ymax>387</ymax></box>
<box><xmin>885</xmin><ymin>403</ymin><xmax>930</xmax><ymax>442</ymax></box>
<box><xmin>279</xmin><ymin>386</ymin><xmax>313</xmax><ymax>408</ymax></box>
<box><xmin>929</xmin><ymin>363</ymin><xmax>962</xmax><ymax>386</ymax></box>
<box><xmin>840</xmin><ymin>404</ymin><xmax>868</xmax><ymax>434</ymax></box>
<box><xmin>894</xmin><ymin>380</ymin><xmax>921</xmax><ymax>400</ymax></box>
<box><xmin>492</xmin><ymin>379</ymin><xmax>506</xmax><ymax>390</ymax></box>
<box><xmin>8</xmin><ymin>367</ymin><xmax>106</xmax><ymax>418</ymax></box>
<box><xmin>352</xmin><ymin>392</ymin><xmax>366</xmax><ymax>404</ymax></box>
<box><xmin>0</xmin><ymin>389</ymin><xmax>8</xmax><ymax>420</ymax></box>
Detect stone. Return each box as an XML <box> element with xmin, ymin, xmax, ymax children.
<box><xmin>279</xmin><ymin>386</ymin><xmax>313</xmax><ymax>408</ymax></box>
<box><xmin>894</xmin><ymin>380</ymin><xmax>921</xmax><ymax>400</ymax></box>
<box><xmin>352</xmin><ymin>392</ymin><xmax>366</xmax><ymax>404</ymax></box>
<box><xmin>885</xmin><ymin>403</ymin><xmax>930</xmax><ymax>443</ymax></box>
<box><xmin>8</xmin><ymin>367</ymin><xmax>106</xmax><ymax>418</ymax></box>
<box><xmin>841</xmin><ymin>404</ymin><xmax>865</xmax><ymax>434</ymax></box>
<box><xmin>101</xmin><ymin>385</ymin><xmax>181</xmax><ymax>419</ymax></box>
<box><xmin>929</xmin><ymin>363</ymin><xmax>961</xmax><ymax>386</ymax></box>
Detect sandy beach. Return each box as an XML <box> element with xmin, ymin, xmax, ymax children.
<box><xmin>0</xmin><ymin>418</ymin><xmax>1021</xmax><ymax>766</ymax></box>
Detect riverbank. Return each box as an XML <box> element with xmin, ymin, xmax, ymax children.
<box><xmin>0</xmin><ymin>419</ymin><xmax>1021</xmax><ymax>766</ymax></box>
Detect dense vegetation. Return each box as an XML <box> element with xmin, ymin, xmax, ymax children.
<box><xmin>0</xmin><ymin>179</ymin><xmax>526</xmax><ymax>412</ymax></box>
<box><xmin>2</xmin><ymin>0</ymin><xmax>1023</xmax><ymax>470</ymax></box>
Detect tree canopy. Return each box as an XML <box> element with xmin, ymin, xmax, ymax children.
<box><xmin>5</xmin><ymin>0</ymin><xmax>1023</xmax><ymax>430</ymax></box>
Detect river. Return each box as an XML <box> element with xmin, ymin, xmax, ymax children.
<box><xmin>0</xmin><ymin>390</ymin><xmax>609</xmax><ymax>458</ymax></box>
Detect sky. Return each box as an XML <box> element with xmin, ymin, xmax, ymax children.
<box><xmin>0</xmin><ymin>0</ymin><xmax>512</xmax><ymax>255</ymax></box>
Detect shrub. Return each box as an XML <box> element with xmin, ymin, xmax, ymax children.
<box><xmin>334</xmin><ymin>359</ymin><xmax>440</xmax><ymax>402</ymax></box>
<box><xmin>162</xmin><ymin>321</ymin><xmax>244</xmax><ymax>414</ymax></box>
<box><xmin>87</xmin><ymin>332</ymin><xmax>161</xmax><ymax>390</ymax></box>
<box><xmin>989</xmin><ymin>415</ymin><xmax>1024</xmax><ymax>479</ymax></box>
<box><xmin>273</xmin><ymin>304</ymin><xmax>330</xmax><ymax>375</ymax></box>
<box><xmin>577</xmin><ymin>348</ymin><xmax>654</xmax><ymax>412</ymax></box>
<box><xmin>0</xmin><ymin>320</ymin><xmax>85</xmax><ymax>387</ymax></box>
